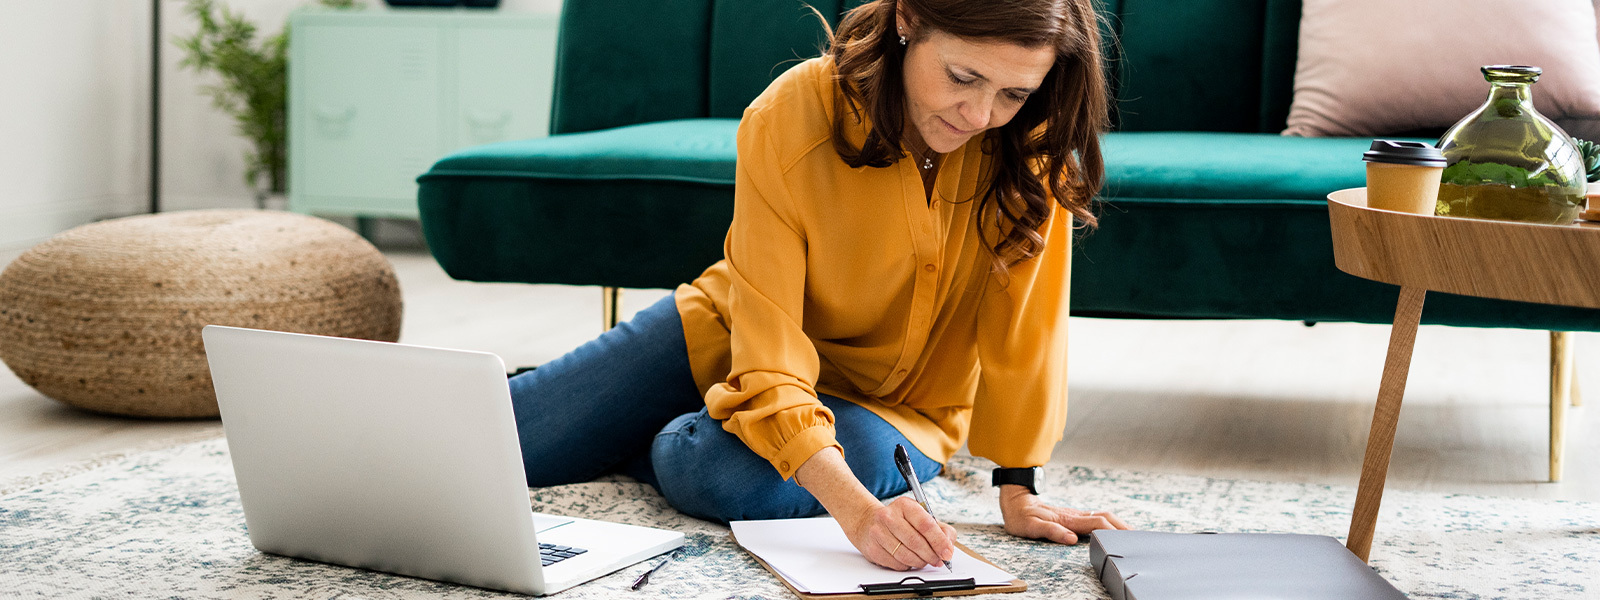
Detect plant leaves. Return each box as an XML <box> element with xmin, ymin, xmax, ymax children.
<box><xmin>1575</xmin><ymin>138</ymin><xmax>1600</xmax><ymax>183</ymax></box>
<box><xmin>1440</xmin><ymin>160</ymin><xmax>1566</xmax><ymax>188</ymax></box>
<box><xmin>172</xmin><ymin>0</ymin><xmax>357</xmax><ymax>194</ymax></box>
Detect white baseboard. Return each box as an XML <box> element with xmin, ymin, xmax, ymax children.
<box><xmin>155</xmin><ymin>194</ymin><xmax>257</xmax><ymax>213</ymax></box>
<box><xmin>0</xmin><ymin>195</ymin><xmax>147</xmax><ymax>253</ymax></box>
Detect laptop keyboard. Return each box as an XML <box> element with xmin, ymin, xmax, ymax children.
<box><xmin>539</xmin><ymin>543</ymin><xmax>588</xmax><ymax>567</ymax></box>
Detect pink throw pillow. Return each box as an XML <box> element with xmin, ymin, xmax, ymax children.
<box><xmin>1577</xmin><ymin>0</ymin><xmax>1600</xmax><ymax>139</ymax></box>
<box><xmin>1284</xmin><ymin>0</ymin><xmax>1600</xmax><ymax>140</ymax></box>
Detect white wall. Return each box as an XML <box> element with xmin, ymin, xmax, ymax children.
<box><xmin>0</xmin><ymin>0</ymin><xmax>561</xmax><ymax>251</ymax></box>
<box><xmin>0</xmin><ymin>0</ymin><xmax>150</xmax><ymax>251</ymax></box>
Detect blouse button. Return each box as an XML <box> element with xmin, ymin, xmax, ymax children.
<box><xmin>780</xmin><ymin>461</ymin><xmax>790</xmax><ymax>472</ymax></box>
<box><xmin>923</xmin><ymin>263</ymin><xmax>937</xmax><ymax>273</ymax></box>
<box><xmin>897</xmin><ymin>369</ymin><xmax>908</xmax><ymax>376</ymax></box>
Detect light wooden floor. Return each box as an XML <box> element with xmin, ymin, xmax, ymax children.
<box><xmin>1</xmin><ymin>247</ymin><xmax>1594</xmax><ymax>503</ymax></box>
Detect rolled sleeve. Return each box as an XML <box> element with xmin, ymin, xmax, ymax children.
<box><xmin>769</xmin><ymin>422</ymin><xmax>844</xmax><ymax>480</ymax></box>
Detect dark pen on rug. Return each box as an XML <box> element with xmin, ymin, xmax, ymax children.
<box><xmin>893</xmin><ymin>443</ymin><xmax>955</xmax><ymax>573</ymax></box>
<box><xmin>630</xmin><ymin>551</ymin><xmax>675</xmax><ymax>591</ymax></box>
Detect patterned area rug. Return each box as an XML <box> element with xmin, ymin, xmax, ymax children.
<box><xmin>1</xmin><ymin>437</ymin><xmax>1596</xmax><ymax>599</ymax></box>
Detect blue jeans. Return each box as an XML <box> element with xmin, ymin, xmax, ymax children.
<box><xmin>508</xmin><ymin>294</ymin><xmax>942</xmax><ymax>524</ymax></box>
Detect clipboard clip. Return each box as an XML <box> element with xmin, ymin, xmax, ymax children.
<box><xmin>860</xmin><ymin>576</ymin><xmax>977</xmax><ymax>596</ymax></box>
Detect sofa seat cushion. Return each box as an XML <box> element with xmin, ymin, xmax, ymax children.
<box><xmin>1085</xmin><ymin>134</ymin><xmax>1600</xmax><ymax>331</ymax></box>
<box><xmin>1102</xmin><ymin>132</ymin><xmax>1378</xmax><ymax>201</ymax></box>
<box><xmin>424</xmin><ymin>118</ymin><xmax>738</xmax><ymax>185</ymax></box>
<box><xmin>417</xmin><ymin>119</ymin><xmax>739</xmax><ymax>289</ymax></box>
<box><xmin>1070</xmin><ymin>190</ymin><xmax>1600</xmax><ymax>331</ymax></box>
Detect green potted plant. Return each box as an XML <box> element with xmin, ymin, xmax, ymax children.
<box><xmin>174</xmin><ymin>0</ymin><xmax>357</xmax><ymax>209</ymax></box>
<box><xmin>1578</xmin><ymin>138</ymin><xmax>1599</xmax><ymax>184</ymax></box>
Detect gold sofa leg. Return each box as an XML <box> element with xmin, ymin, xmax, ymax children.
<box><xmin>602</xmin><ymin>287</ymin><xmax>621</xmax><ymax>331</ymax></box>
<box><xmin>1550</xmin><ymin>331</ymin><xmax>1572</xmax><ymax>482</ymax></box>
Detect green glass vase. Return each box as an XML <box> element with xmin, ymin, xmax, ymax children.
<box><xmin>1434</xmin><ymin>65</ymin><xmax>1587</xmax><ymax>224</ymax></box>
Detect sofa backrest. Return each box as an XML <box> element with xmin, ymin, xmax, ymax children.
<box><xmin>549</xmin><ymin>0</ymin><xmax>1302</xmax><ymax>136</ymax></box>
<box><xmin>1105</xmin><ymin>0</ymin><xmax>1301</xmax><ymax>133</ymax></box>
<box><xmin>549</xmin><ymin>0</ymin><xmax>855</xmax><ymax>135</ymax></box>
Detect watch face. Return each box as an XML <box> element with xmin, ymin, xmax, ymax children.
<box><xmin>1029</xmin><ymin>467</ymin><xmax>1044</xmax><ymax>495</ymax></box>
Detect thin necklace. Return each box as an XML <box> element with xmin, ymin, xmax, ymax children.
<box><xmin>909</xmin><ymin>141</ymin><xmax>937</xmax><ymax>170</ymax></box>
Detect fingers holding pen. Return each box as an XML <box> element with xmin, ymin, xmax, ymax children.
<box><xmin>883</xmin><ymin>497</ymin><xmax>952</xmax><ymax>568</ymax></box>
<box><xmin>857</xmin><ymin>499</ymin><xmax>959</xmax><ymax>570</ymax></box>
<box><xmin>863</xmin><ymin>514</ymin><xmax>920</xmax><ymax>570</ymax></box>
<box><xmin>870</xmin><ymin>533</ymin><xmax>915</xmax><ymax>571</ymax></box>
<box><xmin>938</xmin><ymin>522</ymin><xmax>958</xmax><ymax>550</ymax></box>
<box><xmin>830</xmin><ymin>445</ymin><xmax>963</xmax><ymax>571</ymax></box>
<box><xmin>900</xmin><ymin>496</ymin><xmax>958</xmax><ymax>565</ymax></box>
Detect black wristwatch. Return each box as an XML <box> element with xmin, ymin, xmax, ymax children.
<box><xmin>992</xmin><ymin>467</ymin><xmax>1043</xmax><ymax>495</ymax></box>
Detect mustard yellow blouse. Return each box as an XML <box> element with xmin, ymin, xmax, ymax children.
<box><xmin>673</xmin><ymin>56</ymin><xmax>1073</xmax><ymax>481</ymax></box>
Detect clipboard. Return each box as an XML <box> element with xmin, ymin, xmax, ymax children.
<box><xmin>732</xmin><ymin>532</ymin><xmax>1028</xmax><ymax>599</ymax></box>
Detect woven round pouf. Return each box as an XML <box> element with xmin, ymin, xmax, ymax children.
<box><xmin>0</xmin><ymin>210</ymin><xmax>402</xmax><ymax>418</ymax></box>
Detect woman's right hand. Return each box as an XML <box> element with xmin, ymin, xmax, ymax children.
<box><xmin>794</xmin><ymin>447</ymin><xmax>958</xmax><ymax>571</ymax></box>
<box><xmin>840</xmin><ymin>496</ymin><xmax>958</xmax><ymax>571</ymax></box>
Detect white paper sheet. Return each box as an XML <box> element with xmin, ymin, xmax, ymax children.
<box><xmin>730</xmin><ymin>517</ymin><xmax>1016</xmax><ymax>594</ymax></box>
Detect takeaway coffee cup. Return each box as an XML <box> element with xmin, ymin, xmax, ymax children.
<box><xmin>1363</xmin><ymin>140</ymin><xmax>1447</xmax><ymax>215</ymax></box>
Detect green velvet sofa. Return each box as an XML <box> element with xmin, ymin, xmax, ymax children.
<box><xmin>417</xmin><ymin>0</ymin><xmax>1600</xmax><ymax>332</ymax></box>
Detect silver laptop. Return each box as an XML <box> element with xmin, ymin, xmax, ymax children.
<box><xmin>202</xmin><ymin>325</ymin><xmax>684</xmax><ymax>596</ymax></box>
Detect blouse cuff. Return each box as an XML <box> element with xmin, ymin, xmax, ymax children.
<box><xmin>769</xmin><ymin>425</ymin><xmax>842</xmax><ymax>481</ymax></box>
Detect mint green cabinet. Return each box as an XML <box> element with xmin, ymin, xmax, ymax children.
<box><xmin>289</xmin><ymin>7</ymin><xmax>558</xmax><ymax>219</ymax></box>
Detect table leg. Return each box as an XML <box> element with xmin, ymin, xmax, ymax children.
<box><xmin>1551</xmin><ymin>331</ymin><xmax>1572</xmax><ymax>482</ymax></box>
<box><xmin>1346</xmin><ymin>285</ymin><xmax>1426</xmax><ymax>563</ymax></box>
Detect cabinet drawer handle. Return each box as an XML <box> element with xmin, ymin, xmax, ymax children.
<box><xmin>465</xmin><ymin>109</ymin><xmax>512</xmax><ymax>141</ymax></box>
<box><xmin>465</xmin><ymin>110</ymin><xmax>511</xmax><ymax>127</ymax></box>
<box><xmin>314</xmin><ymin>106</ymin><xmax>356</xmax><ymax>123</ymax></box>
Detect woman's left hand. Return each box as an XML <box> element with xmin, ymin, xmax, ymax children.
<box><xmin>997</xmin><ymin>485</ymin><xmax>1130</xmax><ymax>544</ymax></box>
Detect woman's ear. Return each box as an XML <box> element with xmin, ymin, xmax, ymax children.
<box><xmin>895</xmin><ymin>6</ymin><xmax>916</xmax><ymax>41</ymax></box>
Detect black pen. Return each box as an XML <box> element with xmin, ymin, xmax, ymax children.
<box><xmin>893</xmin><ymin>443</ymin><xmax>955</xmax><ymax>573</ymax></box>
<box><xmin>630</xmin><ymin>553</ymin><xmax>673</xmax><ymax>590</ymax></box>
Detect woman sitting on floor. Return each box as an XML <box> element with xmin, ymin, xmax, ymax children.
<box><xmin>509</xmin><ymin>0</ymin><xmax>1130</xmax><ymax>570</ymax></box>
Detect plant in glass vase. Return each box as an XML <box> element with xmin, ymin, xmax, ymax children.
<box><xmin>174</xmin><ymin>0</ymin><xmax>358</xmax><ymax>209</ymax></box>
<box><xmin>1434</xmin><ymin>65</ymin><xmax>1592</xmax><ymax>224</ymax></box>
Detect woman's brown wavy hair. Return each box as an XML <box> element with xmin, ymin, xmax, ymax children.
<box><xmin>826</xmin><ymin>0</ymin><xmax>1109</xmax><ymax>269</ymax></box>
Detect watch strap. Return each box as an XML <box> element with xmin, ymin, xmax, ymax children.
<box><xmin>992</xmin><ymin>467</ymin><xmax>1040</xmax><ymax>495</ymax></box>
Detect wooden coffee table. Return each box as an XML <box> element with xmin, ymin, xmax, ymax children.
<box><xmin>1327</xmin><ymin>187</ymin><xmax>1600</xmax><ymax>562</ymax></box>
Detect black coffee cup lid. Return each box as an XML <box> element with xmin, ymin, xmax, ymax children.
<box><xmin>1363</xmin><ymin>139</ymin><xmax>1446</xmax><ymax>167</ymax></box>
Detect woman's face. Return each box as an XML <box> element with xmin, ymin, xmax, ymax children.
<box><xmin>899</xmin><ymin>23</ymin><xmax>1057</xmax><ymax>154</ymax></box>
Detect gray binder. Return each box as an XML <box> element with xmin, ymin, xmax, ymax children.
<box><xmin>1090</xmin><ymin>531</ymin><xmax>1408</xmax><ymax>600</ymax></box>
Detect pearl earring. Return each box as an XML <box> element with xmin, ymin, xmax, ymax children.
<box><xmin>898</xmin><ymin>27</ymin><xmax>907</xmax><ymax>45</ymax></box>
